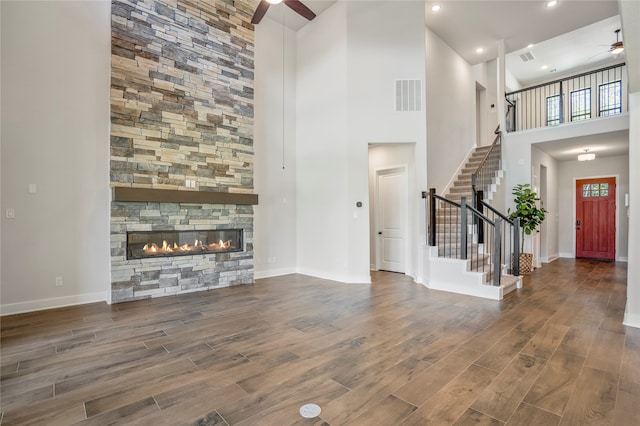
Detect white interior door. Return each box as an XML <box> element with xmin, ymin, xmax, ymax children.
<box><xmin>377</xmin><ymin>168</ymin><xmax>406</xmax><ymax>273</ymax></box>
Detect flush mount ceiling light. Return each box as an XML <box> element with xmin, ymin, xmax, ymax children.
<box><xmin>578</xmin><ymin>149</ymin><xmax>595</xmax><ymax>161</ymax></box>
<box><xmin>267</xmin><ymin>0</ymin><xmax>282</xmax><ymax>4</ymax></box>
<box><xmin>476</xmin><ymin>47</ymin><xmax>484</xmax><ymax>53</ymax></box>
<box><xmin>541</xmin><ymin>65</ymin><xmax>548</xmax><ymax>70</ymax></box>
<box><xmin>432</xmin><ymin>4</ymin><xmax>441</xmax><ymax>12</ymax></box>
<box><xmin>546</xmin><ymin>1</ymin><xmax>558</xmax><ymax>8</ymax></box>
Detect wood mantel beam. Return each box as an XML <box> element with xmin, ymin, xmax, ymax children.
<box><xmin>113</xmin><ymin>187</ymin><xmax>258</xmax><ymax>205</ymax></box>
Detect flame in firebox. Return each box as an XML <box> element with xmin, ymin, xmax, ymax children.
<box><xmin>140</xmin><ymin>236</ymin><xmax>236</xmax><ymax>257</ymax></box>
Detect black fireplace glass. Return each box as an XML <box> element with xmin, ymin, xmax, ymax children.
<box><xmin>127</xmin><ymin>229</ymin><xmax>243</xmax><ymax>260</ymax></box>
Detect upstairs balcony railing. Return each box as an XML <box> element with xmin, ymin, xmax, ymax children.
<box><xmin>505</xmin><ymin>63</ymin><xmax>627</xmax><ymax>132</ymax></box>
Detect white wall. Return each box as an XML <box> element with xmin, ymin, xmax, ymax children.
<box><xmin>346</xmin><ymin>0</ymin><xmax>426</xmax><ymax>281</ymax></box>
<box><xmin>625</xmin><ymin>92</ymin><xmax>639</xmax><ymax>328</ymax></box>
<box><xmin>557</xmin><ymin>155</ymin><xmax>629</xmax><ymax>260</ymax></box>
<box><xmin>473</xmin><ymin>59</ymin><xmax>500</xmax><ymax>146</ymax></box>
<box><xmin>253</xmin><ymin>17</ymin><xmax>298</xmax><ymax>279</ymax></box>
<box><xmin>1</xmin><ymin>1</ymin><xmax>111</xmax><ymax>314</ymax></box>
<box><xmin>531</xmin><ymin>146</ymin><xmax>559</xmax><ymax>261</ymax></box>
<box><xmin>295</xmin><ymin>1</ymin><xmax>426</xmax><ymax>283</ymax></box>
<box><xmin>296</xmin><ymin>2</ymin><xmax>351</xmax><ymax>282</ymax></box>
<box><xmin>619</xmin><ymin>0</ymin><xmax>640</xmax><ymax>328</ymax></box>
<box><xmin>426</xmin><ymin>26</ymin><xmax>476</xmax><ymax>193</ymax></box>
<box><xmin>503</xmin><ymin>114</ymin><xmax>629</xmax><ymax>214</ymax></box>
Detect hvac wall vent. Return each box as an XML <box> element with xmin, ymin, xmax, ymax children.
<box><xmin>395</xmin><ymin>80</ymin><xmax>422</xmax><ymax>112</ymax></box>
<box><xmin>519</xmin><ymin>51</ymin><xmax>535</xmax><ymax>62</ymax></box>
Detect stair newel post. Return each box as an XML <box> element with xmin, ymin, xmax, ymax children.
<box><xmin>513</xmin><ymin>218</ymin><xmax>520</xmax><ymax>276</ymax></box>
<box><xmin>493</xmin><ymin>218</ymin><xmax>502</xmax><ymax>286</ymax></box>
<box><xmin>428</xmin><ymin>188</ymin><xmax>436</xmax><ymax>247</ymax></box>
<box><xmin>460</xmin><ymin>197</ymin><xmax>468</xmax><ymax>260</ymax></box>
<box><xmin>476</xmin><ymin>190</ymin><xmax>484</xmax><ymax>245</ymax></box>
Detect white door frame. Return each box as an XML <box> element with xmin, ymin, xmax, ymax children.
<box><xmin>374</xmin><ymin>165</ymin><xmax>408</xmax><ymax>273</ymax></box>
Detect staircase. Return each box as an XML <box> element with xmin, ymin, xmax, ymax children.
<box><xmin>445</xmin><ymin>145</ymin><xmax>491</xmax><ymax>203</ymax></box>
<box><xmin>427</xmin><ymin>145</ymin><xmax>521</xmax><ymax>300</ymax></box>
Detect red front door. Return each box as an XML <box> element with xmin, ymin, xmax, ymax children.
<box><xmin>576</xmin><ymin>177</ymin><xmax>616</xmax><ymax>260</ymax></box>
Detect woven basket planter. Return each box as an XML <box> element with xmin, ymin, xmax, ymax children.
<box><xmin>518</xmin><ymin>253</ymin><xmax>533</xmax><ymax>275</ymax></box>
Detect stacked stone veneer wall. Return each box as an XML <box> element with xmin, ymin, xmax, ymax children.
<box><xmin>111</xmin><ymin>202</ymin><xmax>253</xmax><ymax>302</ymax></box>
<box><xmin>110</xmin><ymin>0</ymin><xmax>255</xmax><ymax>302</ymax></box>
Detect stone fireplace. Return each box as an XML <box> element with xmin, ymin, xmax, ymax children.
<box><xmin>109</xmin><ymin>0</ymin><xmax>256</xmax><ymax>303</ymax></box>
<box><xmin>110</xmin><ymin>194</ymin><xmax>255</xmax><ymax>303</ymax></box>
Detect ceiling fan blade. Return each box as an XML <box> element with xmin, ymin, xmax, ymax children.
<box><xmin>251</xmin><ymin>0</ymin><xmax>270</xmax><ymax>24</ymax></box>
<box><xmin>284</xmin><ymin>0</ymin><xmax>316</xmax><ymax>21</ymax></box>
<box><xmin>587</xmin><ymin>51</ymin><xmax>608</xmax><ymax>61</ymax></box>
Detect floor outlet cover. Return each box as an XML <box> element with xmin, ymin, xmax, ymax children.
<box><xmin>299</xmin><ymin>403</ymin><xmax>321</xmax><ymax>418</ymax></box>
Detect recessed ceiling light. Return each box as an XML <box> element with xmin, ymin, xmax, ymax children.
<box><xmin>432</xmin><ymin>4</ymin><xmax>441</xmax><ymax>12</ymax></box>
<box><xmin>541</xmin><ymin>65</ymin><xmax>548</xmax><ymax>70</ymax></box>
<box><xmin>546</xmin><ymin>1</ymin><xmax>557</xmax><ymax>7</ymax></box>
<box><xmin>476</xmin><ymin>47</ymin><xmax>484</xmax><ymax>53</ymax></box>
<box><xmin>527</xmin><ymin>43</ymin><xmax>535</xmax><ymax>49</ymax></box>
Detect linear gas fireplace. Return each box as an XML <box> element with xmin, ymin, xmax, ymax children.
<box><xmin>127</xmin><ymin>229</ymin><xmax>243</xmax><ymax>260</ymax></box>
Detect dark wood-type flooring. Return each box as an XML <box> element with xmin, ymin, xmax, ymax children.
<box><xmin>1</xmin><ymin>259</ymin><xmax>639</xmax><ymax>425</ymax></box>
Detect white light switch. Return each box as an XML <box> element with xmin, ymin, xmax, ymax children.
<box><xmin>6</xmin><ymin>208</ymin><xmax>15</xmax><ymax>219</ymax></box>
<box><xmin>28</xmin><ymin>184</ymin><xmax>37</xmax><ymax>193</ymax></box>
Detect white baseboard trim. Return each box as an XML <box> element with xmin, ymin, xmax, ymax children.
<box><xmin>1</xmin><ymin>292</ymin><xmax>109</xmax><ymax>316</ymax></box>
<box><xmin>623</xmin><ymin>312</ymin><xmax>640</xmax><ymax>329</ymax></box>
<box><xmin>557</xmin><ymin>253</ymin><xmax>627</xmax><ymax>262</ymax></box>
<box><xmin>540</xmin><ymin>254</ymin><xmax>560</xmax><ymax>263</ymax></box>
<box><xmin>254</xmin><ymin>267</ymin><xmax>297</xmax><ymax>280</ymax></box>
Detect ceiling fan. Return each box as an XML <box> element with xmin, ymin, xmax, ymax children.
<box><xmin>609</xmin><ymin>29</ymin><xmax>624</xmax><ymax>55</ymax></box>
<box><xmin>590</xmin><ymin>28</ymin><xmax>624</xmax><ymax>61</ymax></box>
<box><xmin>251</xmin><ymin>0</ymin><xmax>316</xmax><ymax>25</ymax></box>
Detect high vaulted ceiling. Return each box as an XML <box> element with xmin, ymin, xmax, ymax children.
<box><xmin>424</xmin><ymin>1</ymin><xmax>619</xmax><ymax>65</ymax></box>
<box><xmin>260</xmin><ymin>0</ymin><xmax>633</xmax><ymax>87</ymax></box>
<box><xmin>256</xmin><ymin>1</ymin><xmax>636</xmax><ymax>162</ymax></box>
<box><xmin>424</xmin><ymin>0</ymin><xmax>623</xmax><ymax>86</ymax></box>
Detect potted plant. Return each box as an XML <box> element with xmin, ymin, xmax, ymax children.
<box><xmin>508</xmin><ymin>183</ymin><xmax>547</xmax><ymax>274</ymax></box>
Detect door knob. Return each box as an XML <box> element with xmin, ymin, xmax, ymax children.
<box><xmin>378</xmin><ymin>232</ymin><xmax>382</xmax><ymax>235</ymax></box>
